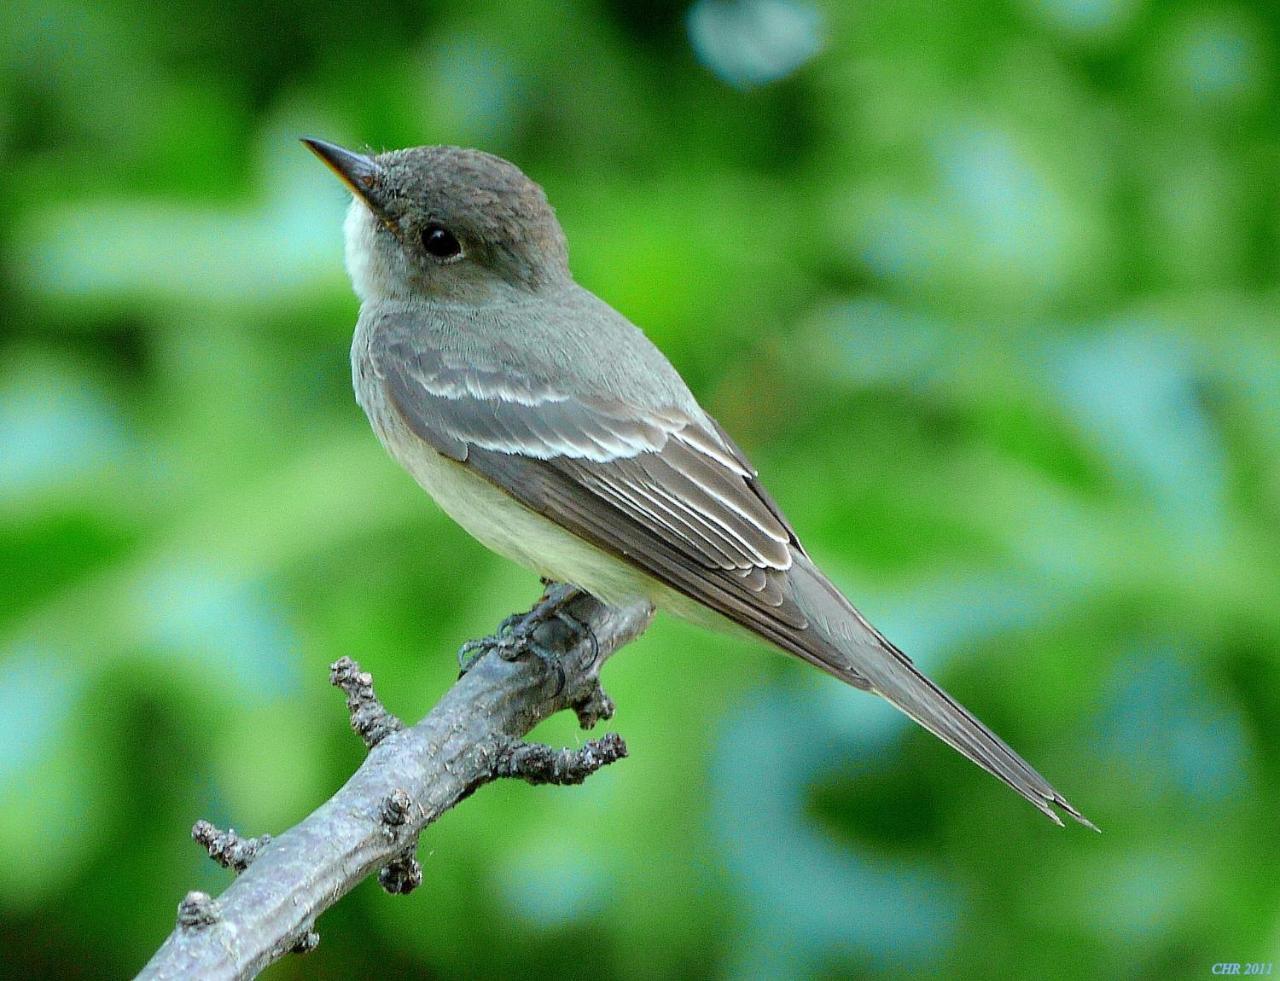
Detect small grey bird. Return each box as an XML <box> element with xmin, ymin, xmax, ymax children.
<box><xmin>304</xmin><ymin>137</ymin><xmax>1093</xmax><ymax>829</ymax></box>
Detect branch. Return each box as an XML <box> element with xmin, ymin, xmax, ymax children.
<box><xmin>138</xmin><ymin>586</ymin><xmax>654</xmax><ymax>980</ymax></box>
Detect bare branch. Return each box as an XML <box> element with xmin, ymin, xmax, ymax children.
<box><xmin>329</xmin><ymin>655</ymin><xmax>403</xmax><ymax>748</ymax></box>
<box><xmin>137</xmin><ymin>587</ymin><xmax>653</xmax><ymax>980</ymax></box>
<box><xmin>491</xmin><ymin>732</ymin><xmax>628</xmax><ymax>785</ymax></box>
<box><xmin>191</xmin><ymin>821</ymin><xmax>271</xmax><ymax>874</ymax></box>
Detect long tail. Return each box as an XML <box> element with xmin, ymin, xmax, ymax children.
<box><xmin>785</xmin><ymin>552</ymin><xmax>1096</xmax><ymax>830</ymax></box>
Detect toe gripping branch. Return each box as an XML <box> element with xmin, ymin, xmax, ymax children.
<box><xmin>358</xmin><ymin>582</ymin><xmax>619</xmax><ymax>903</ymax></box>
<box><xmin>456</xmin><ymin>582</ymin><xmax>601</xmax><ymax>694</ymax></box>
<box><xmin>456</xmin><ymin>579</ymin><xmax>625</xmax><ymax>771</ymax></box>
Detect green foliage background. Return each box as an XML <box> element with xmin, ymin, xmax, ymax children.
<box><xmin>2</xmin><ymin>0</ymin><xmax>1278</xmax><ymax>977</ymax></box>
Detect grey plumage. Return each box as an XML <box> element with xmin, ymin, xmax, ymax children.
<box><xmin>307</xmin><ymin>138</ymin><xmax>1095</xmax><ymax>829</ymax></box>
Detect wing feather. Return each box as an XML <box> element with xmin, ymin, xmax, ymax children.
<box><xmin>378</xmin><ymin>341</ymin><xmax>807</xmax><ymax>632</ymax></box>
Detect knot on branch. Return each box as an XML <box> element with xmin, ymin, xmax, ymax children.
<box><xmin>377</xmin><ymin>789</ymin><xmax>420</xmax><ymax>892</ymax></box>
<box><xmin>192</xmin><ymin>819</ymin><xmax>271</xmax><ymax>874</ymax></box>
<box><xmin>491</xmin><ymin>732</ymin><xmax>628</xmax><ymax>786</ymax></box>
<box><xmin>381</xmin><ymin>788</ymin><xmax>413</xmax><ymax>828</ymax></box>
<box><xmin>290</xmin><ymin>927</ymin><xmax>320</xmax><ymax>955</ymax></box>
<box><xmin>177</xmin><ymin>891</ymin><xmax>220</xmax><ymax>929</ymax></box>
<box><xmin>570</xmin><ymin>682</ymin><xmax>616</xmax><ymax>730</ymax></box>
<box><xmin>378</xmin><ymin>850</ymin><xmax>423</xmax><ymax>895</ymax></box>
<box><xmin>330</xmin><ymin>656</ymin><xmax>403</xmax><ymax>749</ymax></box>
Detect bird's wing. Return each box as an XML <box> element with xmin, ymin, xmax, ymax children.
<box><xmin>377</xmin><ymin>336</ymin><xmax>821</xmax><ymax>649</ymax></box>
<box><xmin>377</xmin><ymin>335</ymin><xmax>1093</xmax><ymax>828</ymax></box>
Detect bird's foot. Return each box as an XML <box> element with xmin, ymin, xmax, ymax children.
<box><xmin>456</xmin><ymin>583</ymin><xmax>598</xmax><ymax>692</ymax></box>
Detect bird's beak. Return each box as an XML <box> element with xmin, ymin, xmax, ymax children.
<box><xmin>302</xmin><ymin>137</ymin><xmax>389</xmax><ymax>217</ymax></box>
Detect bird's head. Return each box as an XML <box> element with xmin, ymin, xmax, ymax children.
<box><xmin>303</xmin><ymin>138</ymin><xmax>570</xmax><ymax>304</ymax></box>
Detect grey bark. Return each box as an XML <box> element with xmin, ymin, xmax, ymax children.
<box><xmin>137</xmin><ymin>587</ymin><xmax>654</xmax><ymax>980</ymax></box>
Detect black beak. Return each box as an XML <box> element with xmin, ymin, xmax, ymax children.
<box><xmin>302</xmin><ymin>137</ymin><xmax>388</xmax><ymax>215</ymax></box>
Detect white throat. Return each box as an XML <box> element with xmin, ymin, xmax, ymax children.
<box><xmin>342</xmin><ymin>199</ymin><xmax>410</xmax><ymax>303</ymax></box>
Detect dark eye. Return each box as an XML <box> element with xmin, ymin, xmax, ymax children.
<box><xmin>421</xmin><ymin>223</ymin><xmax>462</xmax><ymax>259</ymax></box>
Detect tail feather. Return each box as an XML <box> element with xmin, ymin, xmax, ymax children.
<box><xmin>787</xmin><ymin>553</ymin><xmax>1096</xmax><ymax>830</ymax></box>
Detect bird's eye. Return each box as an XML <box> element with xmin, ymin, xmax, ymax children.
<box><xmin>421</xmin><ymin>223</ymin><xmax>462</xmax><ymax>259</ymax></box>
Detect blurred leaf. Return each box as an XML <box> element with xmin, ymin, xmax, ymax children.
<box><xmin>687</xmin><ymin>0</ymin><xmax>824</xmax><ymax>89</ymax></box>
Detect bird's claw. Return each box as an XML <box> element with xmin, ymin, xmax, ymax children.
<box><xmin>456</xmin><ymin>584</ymin><xmax>598</xmax><ymax>694</ymax></box>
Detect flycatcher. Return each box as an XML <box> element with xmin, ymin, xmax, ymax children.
<box><xmin>304</xmin><ymin>137</ymin><xmax>1093</xmax><ymax>829</ymax></box>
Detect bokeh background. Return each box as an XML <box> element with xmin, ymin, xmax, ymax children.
<box><xmin>2</xmin><ymin>0</ymin><xmax>1278</xmax><ymax>977</ymax></box>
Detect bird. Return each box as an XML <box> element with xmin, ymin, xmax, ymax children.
<box><xmin>303</xmin><ymin>137</ymin><xmax>1094</xmax><ymax>829</ymax></box>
